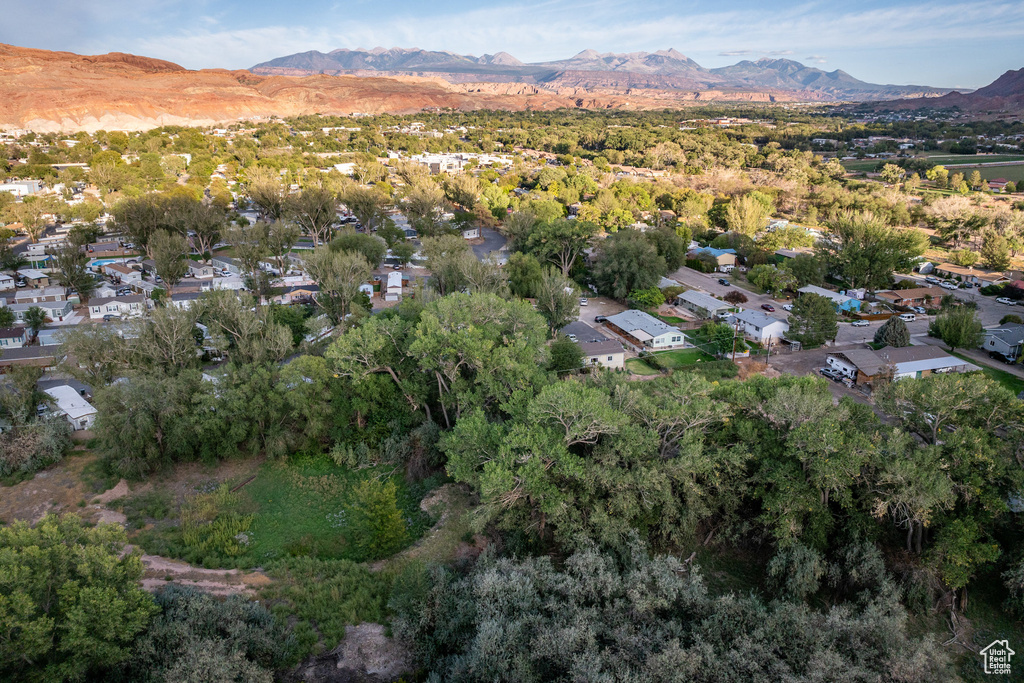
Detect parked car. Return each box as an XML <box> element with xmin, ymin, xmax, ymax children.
<box><xmin>911</xmin><ymin>306</ymin><xmax>927</xmax><ymax>314</ymax></box>
<box><xmin>567</xmin><ymin>333</ymin><xmax>578</xmax><ymax>342</ymax></box>
<box><xmin>718</xmin><ymin>278</ymin><xmax>731</xmax><ymax>286</ymax></box>
<box><xmin>102</xmin><ymin>314</ymin><xmax>118</xmax><ymax>322</ymax></box>
<box><xmin>819</xmin><ymin>367</ymin><xmax>842</xmax><ymax>381</ymax></box>
<box><xmin>925</xmin><ymin>276</ymin><xmax>941</xmax><ymax>284</ymax></box>
<box><xmin>782</xmin><ymin>304</ymin><xmax>793</xmax><ymax>311</ymax></box>
<box><xmin>594</xmin><ymin>315</ymin><xmax>608</xmax><ymax>323</ymax></box>
<box><xmin>899</xmin><ymin>313</ymin><xmax>916</xmax><ymax>322</ymax></box>
<box><xmin>851</xmin><ymin>319</ymin><xmax>869</xmax><ymax>327</ymax></box>
<box><xmin>940</xmin><ymin>281</ymin><xmax>958</xmax><ymax>290</ymax></box>
<box><xmin>996</xmin><ymin>297</ymin><xmax>1017</xmax><ymax>306</ymax></box>
<box><xmin>761</xmin><ymin>303</ymin><xmax>775</xmax><ymax>312</ymax></box>
<box><xmin>579</xmin><ymin>298</ymin><xmax>589</xmax><ymax>306</ymax></box>
<box><xmin>392</xmin><ymin>264</ymin><xmax>402</xmax><ymax>270</ymax></box>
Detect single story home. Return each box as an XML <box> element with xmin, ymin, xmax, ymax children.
<box><xmin>35</xmin><ymin>328</ymin><xmax>62</xmax><ymax>346</ymax></box>
<box><xmin>272</xmin><ymin>284</ymin><xmax>320</xmax><ymax>305</ymax></box>
<box><xmin>200</xmin><ymin>276</ymin><xmax>246</xmax><ymax>292</ymax></box>
<box><xmin>43</xmin><ymin>384</ymin><xmax>97</xmax><ymax>431</ymax></box>
<box><xmin>211</xmin><ymin>255</ymin><xmax>241</xmax><ymax>275</ymax></box>
<box><xmin>169</xmin><ymin>291</ymin><xmax>203</xmax><ymax>310</ymax></box>
<box><xmin>982</xmin><ymin>324</ymin><xmax>1024</xmax><ymax>361</ymax></box>
<box><xmin>103</xmin><ymin>263</ymin><xmax>142</xmax><ymax>283</ymax></box>
<box><xmin>462</xmin><ymin>226</ymin><xmax>481</xmax><ymax>240</ymax></box>
<box><xmin>579</xmin><ymin>339</ymin><xmax>626</xmax><ymax>370</ymax></box>
<box><xmin>826</xmin><ymin>345</ymin><xmax>979</xmax><ymax>386</ymax></box>
<box><xmin>934</xmin><ymin>263</ymin><xmax>1010</xmax><ymax>286</ymax></box>
<box><xmin>0</xmin><ymin>326</ymin><xmax>27</xmax><ymax>349</ymax></box>
<box><xmin>87</xmin><ymin>241</ymin><xmax>122</xmax><ymax>254</ymax></box>
<box><xmin>0</xmin><ymin>273</ymin><xmax>14</xmax><ymax>291</ymax></box>
<box><xmin>675</xmin><ymin>290</ymin><xmax>731</xmax><ymax>319</ymax></box>
<box><xmin>17</xmin><ymin>269</ymin><xmax>49</xmax><ymax>287</ymax></box>
<box><xmin>560</xmin><ymin>321</ymin><xmax>606</xmax><ymax>343</ymax></box>
<box><xmin>14</xmin><ymin>286</ymin><xmax>66</xmax><ymax>304</ymax></box>
<box><xmin>732</xmin><ymin>310</ymin><xmax>790</xmax><ymax>344</ymax></box>
<box><xmin>385</xmin><ymin>271</ymin><xmax>403</xmax><ymax>301</ymax></box>
<box><xmin>8</xmin><ymin>300</ymin><xmax>73</xmax><ymax>322</ymax></box>
<box><xmin>798</xmin><ymin>285</ymin><xmax>862</xmax><ymax>312</ymax></box>
<box><xmin>874</xmin><ymin>287</ymin><xmax>940</xmax><ymax>308</ymax></box>
<box><xmin>88</xmin><ymin>295</ymin><xmax>146</xmax><ymax>319</ymax></box>
<box><xmin>687</xmin><ymin>247</ymin><xmax>737</xmax><ymax>271</ymax></box>
<box><xmin>0</xmin><ymin>345</ymin><xmax>57</xmax><ymax>371</ymax></box>
<box><xmin>187</xmin><ymin>260</ymin><xmax>215</xmax><ymax>278</ymax></box>
<box><xmin>604</xmin><ymin>310</ymin><xmax>685</xmax><ymax>349</ymax></box>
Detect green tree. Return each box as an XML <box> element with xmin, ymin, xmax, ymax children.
<box><xmin>930</xmin><ymin>518</ymin><xmax>1000</xmax><ymax>610</ymax></box>
<box><xmin>0</xmin><ymin>305</ymin><xmax>14</xmax><ymax>328</ymax></box>
<box><xmin>392</xmin><ymin>240</ymin><xmax>417</xmax><ymax>269</ymax></box>
<box><xmin>49</xmin><ymin>243</ymin><xmax>96</xmax><ymax>303</ymax></box>
<box><xmin>347</xmin><ymin>478</ymin><xmax>407</xmax><ymax>561</ymax></box>
<box><xmin>244</xmin><ymin>166</ymin><xmax>286</xmax><ymax>221</ymax></box>
<box><xmin>627</xmin><ymin>286</ymin><xmax>665</xmax><ymax>311</ymax></box>
<box><xmin>149</xmin><ymin>229</ymin><xmax>188</xmax><ymax>288</ymax></box>
<box><xmin>534</xmin><ymin>267</ymin><xmax>580</xmax><ymax>337</ymax></box>
<box><xmin>341</xmin><ymin>184</ymin><xmax>391</xmax><ymax>233</ymax></box>
<box><xmin>285</xmin><ymin>185</ymin><xmax>338</xmax><ymax>246</ymax></box>
<box><xmin>880</xmin><ymin>163</ymin><xmax>906</xmax><ymax>187</ymax></box>
<box><xmin>980</xmin><ymin>230</ymin><xmax>1011</xmax><ymax>271</ymax></box>
<box><xmin>645</xmin><ymin>225</ymin><xmax>689</xmax><ymax>271</ymax></box>
<box><xmin>404</xmin><ymin>180</ymin><xmax>448</xmax><ymax>236</ymax></box>
<box><xmin>724</xmin><ymin>193</ymin><xmax>771</xmax><ymax>236</ymax></box>
<box><xmin>788</xmin><ymin>254</ymin><xmax>826</xmax><ymax>286</ymax></box>
<box><xmin>0</xmin><ymin>514</ymin><xmax>158</xmax><ymax>683</ymax></box>
<box><xmin>303</xmin><ymin>246</ymin><xmax>372</xmax><ymax>323</ymax></box>
<box><xmin>930</xmin><ymin>305</ymin><xmax>983</xmax><ymax>353</ymax></box>
<box><xmin>874</xmin><ymin>316</ymin><xmax>911</xmax><ymax>347</ymax></box>
<box><xmin>593</xmin><ymin>231</ymin><xmax>665</xmax><ymax>300</ymax></box>
<box><xmin>816</xmin><ymin>211</ymin><xmax>927</xmax><ymax>290</ymax></box>
<box><xmin>23</xmin><ymin>306</ymin><xmax>47</xmax><ymax>341</ymax></box>
<box><xmin>747</xmin><ymin>264</ymin><xmax>796</xmax><ymax>294</ymax></box>
<box><xmin>788</xmin><ymin>293</ymin><xmax>837</xmax><ymax>346</ymax></box>
<box><xmin>329</xmin><ymin>229</ymin><xmax>387</xmax><ymax>267</ymax></box>
<box><xmin>506</xmin><ymin>252</ymin><xmax>544</xmax><ymax>298</ymax></box>
<box><xmin>548</xmin><ymin>335</ymin><xmax>584</xmax><ymax>373</ymax></box>
<box><xmin>524</xmin><ymin>218</ymin><xmax>596</xmax><ymax>276</ymax></box>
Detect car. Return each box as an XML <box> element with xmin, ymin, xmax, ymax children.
<box><xmin>940</xmin><ymin>281</ymin><xmax>958</xmax><ymax>290</ymax></box>
<box><xmin>14</xmin><ymin>280</ymin><xmax>26</xmax><ymax>288</ymax></box>
<box><xmin>925</xmin><ymin>276</ymin><xmax>941</xmax><ymax>284</ymax></box>
<box><xmin>899</xmin><ymin>313</ymin><xmax>916</xmax><ymax>322</ymax></box>
<box><xmin>102</xmin><ymin>314</ymin><xmax>118</xmax><ymax>322</ymax></box>
<box><xmin>996</xmin><ymin>297</ymin><xmax>1017</xmax><ymax>306</ymax></box>
<box><xmin>761</xmin><ymin>303</ymin><xmax>775</xmax><ymax>312</ymax></box>
<box><xmin>819</xmin><ymin>367</ymin><xmax>842</xmax><ymax>381</ymax></box>
<box><xmin>911</xmin><ymin>306</ymin><xmax>927</xmax><ymax>314</ymax></box>
<box><xmin>579</xmin><ymin>298</ymin><xmax>589</xmax><ymax>306</ymax></box>
<box><xmin>594</xmin><ymin>315</ymin><xmax>608</xmax><ymax>324</ymax></box>
<box><xmin>566</xmin><ymin>333</ymin><xmax>578</xmax><ymax>342</ymax></box>
<box><xmin>851</xmin><ymin>319</ymin><xmax>869</xmax><ymax>327</ymax></box>
<box><xmin>782</xmin><ymin>304</ymin><xmax>793</xmax><ymax>311</ymax></box>
<box><xmin>392</xmin><ymin>264</ymin><xmax>402</xmax><ymax>270</ymax></box>
<box><xmin>718</xmin><ymin>278</ymin><xmax>731</xmax><ymax>286</ymax></box>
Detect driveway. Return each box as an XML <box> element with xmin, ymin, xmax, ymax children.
<box><xmin>471</xmin><ymin>227</ymin><xmax>506</xmax><ymax>260</ymax></box>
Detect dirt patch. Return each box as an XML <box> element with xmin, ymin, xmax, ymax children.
<box><xmin>93</xmin><ymin>478</ymin><xmax>129</xmax><ymax>504</ymax></box>
<box><xmin>0</xmin><ymin>452</ymin><xmax>103</xmax><ymax>525</ymax></box>
<box><xmin>138</xmin><ymin>553</ymin><xmax>269</xmax><ymax>596</ymax></box>
<box><xmin>285</xmin><ymin>623</ymin><xmax>412</xmax><ymax>683</ymax></box>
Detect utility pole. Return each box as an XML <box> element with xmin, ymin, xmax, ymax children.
<box><xmin>765</xmin><ymin>339</ymin><xmax>772</xmax><ymax>365</ymax></box>
<box><xmin>731</xmin><ymin>317</ymin><xmax>741</xmax><ymax>362</ymax></box>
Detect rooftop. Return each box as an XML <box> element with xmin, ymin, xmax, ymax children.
<box><xmin>580</xmin><ymin>339</ymin><xmax>625</xmax><ymax>356</ymax></box>
<box><xmin>561</xmin><ymin>321</ymin><xmax>606</xmax><ymax>343</ymax></box>
<box><xmin>606</xmin><ymin>310</ymin><xmax>677</xmax><ymax>341</ymax></box>
<box><xmin>44</xmin><ymin>385</ymin><xmax>97</xmax><ymax>420</ymax></box>
<box><xmin>733</xmin><ymin>309</ymin><xmax>789</xmax><ymax>329</ymax></box>
<box><xmin>798</xmin><ymin>285</ymin><xmax>854</xmax><ymax>305</ymax></box>
<box><xmin>676</xmin><ymin>289</ymin><xmax>729</xmax><ymax>312</ymax></box>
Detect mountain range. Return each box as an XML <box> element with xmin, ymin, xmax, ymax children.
<box><xmin>251</xmin><ymin>48</ymin><xmax>954</xmax><ymax>101</ymax></box>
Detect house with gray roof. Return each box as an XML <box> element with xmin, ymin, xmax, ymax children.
<box><xmin>732</xmin><ymin>310</ymin><xmax>790</xmax><ymax>344</ymax></box>
<box><xmin>798</xmin><ymin>285</ymin><xmax>861</xmax><ymax>312</ymax></box>
<box><xmin>604</xmin><ymin>310</ymin><xmax>685</xmax><ymax>348</ymax></box>
<box><xmin>983</xmin><ymin>324</ymin><xmax>1024</xmax><ymax>361</ymax></box>
<box><xmin>579</xmin><ymin>339</ymin><xmax>626</xmax><ymax>370</ymax></box>
<box><xmin>675</xmin><ymin>290</ymin><xmax>731</xmax><ymax>319</ymax></box>
<box><xmin>826</xmin><ymin>345</ymin><xmax>978</xmax><ymax>386</ymax></box>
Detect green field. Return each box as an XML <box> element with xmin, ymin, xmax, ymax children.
<box><xmin>625</xmin><ymin>358</ymin><xmax>661</xmax><ymax>375</ymax></box>
<box><xmin>651</xmin><ymin>348</ymin><xmax>714</xmax><ymax>368</ymax></box>
<box><xmin>952</xmin><ymin>353</ymin><xmax>1024</xmax><ymax>395</ymax></box>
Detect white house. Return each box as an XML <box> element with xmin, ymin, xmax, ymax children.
<box><xmin>8</xmin><ymin>300</ymin><xmax>73</xmax><ymax>322</ymax></box>
<box><xmin>579</xmin><ymin>339</ymin><xmax>626</xmax><ymax>370</ymax></box>
<box><xmin>605</xmin><ymin>310</ymin><xmax>685</xmax><ymax>348</ymax></box>
<box><xmin>187</xmin><ymin>260</ymin><xmax>215</xmax><ymax>278</ymax></box>
<box><xmin>732</xmin><ymin>310</ymin><xmax>790</xmax><ymax>344</ymax></box>
<box><xmin>462</xmin><ymin>226</ymin><xmax>481</xmax><ymax>240</ymax></box>
<box><xmin>675</xmin><ymin>290</ymin><xmax>731</xmax><ymax>319</ymax></box>
<box><xmin>43</xmin><ymin>385</ymin><xmax>97</xmax><ymax>431</ymax></box>
<box><xmin>0</xmin><ymin>273</ymin><xmax>15</xmax><ymax>291</ymax></box>
<box><xmin>385</xmin><ymin>271</ymin><xmax>403</xmax><ymax>301</ymax></box>
<box><xmin>211</xmin><ymin>255</ymin><xmax>241</xmax><ymax>275</ymax></box>
<box><xmin>103</xmin><ymin>263</ymin><xmax>142</xmax><ymax>284</ymax></box>
<box><xmin>88</xmin><ymin>295</ymin><xmax>146</xmax><ymax>319</ymax></box>
<box><xmin>169</xmin><ymin>291</ymin><xmax>203</xmax><ymax>310</ymax></box>
<box><xmin>982</xmin><ymin>324</ymin><xmax>1024</xmax><ymax>361</ymax></box>
<box><xmin>0</xmin><ymin>326</ymin><xmax>27</xmax><ymax>349</ymax></box>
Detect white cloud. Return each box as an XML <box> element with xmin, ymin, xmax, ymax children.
<box><xmin>806</xmin><ymin>55</ymin><xmax>827</xmax><ymax>64</ymax></box>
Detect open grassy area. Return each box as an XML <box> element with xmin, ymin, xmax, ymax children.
<box><xmin>625</xmin><ymin>358</ymin><xmax>661</xmax><ymax>375</ymax></box>
<box><xmin>654</xmin><ymin>313</ymin><xmax>687</xmax><ymax>324</ymax></box>
<box><xmin>921</xmin><ymin>153</ymin><xmax>1024</xmax><ymax>165</ymax></box>
<box><xmin>130</xmin><ymin>453</ymin><xmax>441</xmax><ymax>569</ymax></box>
<box><xmin>952</xmin><ymin>353</ymin><xmax>1024</xmax><ymax>395</ymax></box>
<box><xmin>651</xmin><ymin>348</ymin><xmax>714</xmax><ymax>368</ymax></box>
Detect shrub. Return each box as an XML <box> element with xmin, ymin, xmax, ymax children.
<box><xmin>874</xmin><ymin>316</ymin><xmax>911</xmax><ymax>348</ymax></box>
<box><xmin>346</xmin><ymin>478</ymin><xmax>408</xmax><ymax>561</ymax></box>
<box><xmin>0</xmin><ymin>416</ymin><xmax>73</xmax><ymax>481</ymax></box>
<box><xmin>120</xmin><ymin>585</ymin><xmax>295</xmax><ymax>682</ymax></box>
<box><xmin>979</xmin><ymin>284</ymin><xmax>1003</xmax><ymax>296</ymax></box>
<box><xmin>768</xmin><ymin>543</ymin><xmax>826</xmax><ymax>601</ymax></box>
<box><xmin>180</xmin><ymin>485</ymin><xmax>254</xmax><ymax>559</ymax></box>
<box><xmin>723</xmin><ymin>290</ymin><xmax>748</xmax><ymax>305</ymax></box>
<box><xmin>999</xmin><ymin>314</ymin><xmax>1023</xmax><ymax>326</ymax></box>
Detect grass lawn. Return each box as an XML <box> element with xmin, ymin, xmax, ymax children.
<box><xmin>625</xmin><ymin>358</ymin><xmax>661</xmax><ymax>375</ymax></box>
<box><xmin>654</xmin><ymin>313</ymin><xmax>687</xmax><ymax>324</ymax></box>
<box><xmin>951</xmin><ymin>352</ymin><xmax>1024</xmax><ymax>395</ymax></box>
<box><xmin>922</xmin><ymin>153</ymin><xmax>1024</xmax><ymax>165</ymax></box>
<box><xmin>130</xmin><ymin>453</ymin><xmax>440</xmax><ymax>569</ymax></box>
<box><xmin>651</xmin><ymin>348</ymin><xmax>714</xmax><ymax>368</ymax></box>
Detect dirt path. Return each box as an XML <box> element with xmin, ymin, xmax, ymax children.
<box><xmin>139</xmin><ymin>553</ymin><xmax>270</xmax><ymax>596</ymax></box>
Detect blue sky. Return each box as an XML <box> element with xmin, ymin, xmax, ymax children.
<box><xmin>3</xmin><ymin>0</ymin><xmax>1023</xmax><ymax>88</ymax></box>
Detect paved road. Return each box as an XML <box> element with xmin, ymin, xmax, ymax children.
<box><xmin>895</xmin><ymin>272</ymin><xmax>1011</xmax><ymax>327</ymax></box>
<box><xmin>669</xmin><ymin>266</ymin><xmax>785</xmax><ymax>316</ymax></box>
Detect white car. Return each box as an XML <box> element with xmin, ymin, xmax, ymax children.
<box><xmin>579</xmin><ymin>298</ymin><xmax>589</xmax><ymax>306</ymax></box>
<box><xmin>782</xmin><ymin>304</ymin><xmax>793</xmax><ymax>311</ymax></box>
<box><xmin>940</xmin><ymin>281</ymin><xmax>958</xmax><ymax>290</ymax></box>
<box><xmin>851</xmin><ymin>320</ymin><xmax>869</xmax><ymax>327</ymax></box>
<box><xmin>996</xmin><ymin>297</ymin><xmax>1017</xmax><ymax>306</ymax></box>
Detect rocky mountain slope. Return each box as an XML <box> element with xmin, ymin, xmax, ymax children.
<box><xmin>0</xmin><ymin>44</ymin><xmax>844</xmax><ymax>132</ymax></box>
<box><xmin>877</xmin><ymin>67</ymin><xmax>1024</xmax><ymax>112</ymax></box>
<box><xmin>252</xmin><ymin>48</ymin><xmax>952</xmax><ymax>101</ymax></box>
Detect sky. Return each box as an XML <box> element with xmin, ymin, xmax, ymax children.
<box><xmin>2</xmin><ymin>0</ymin><xmax>1023</xmax><ymax>89</ymax></box>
